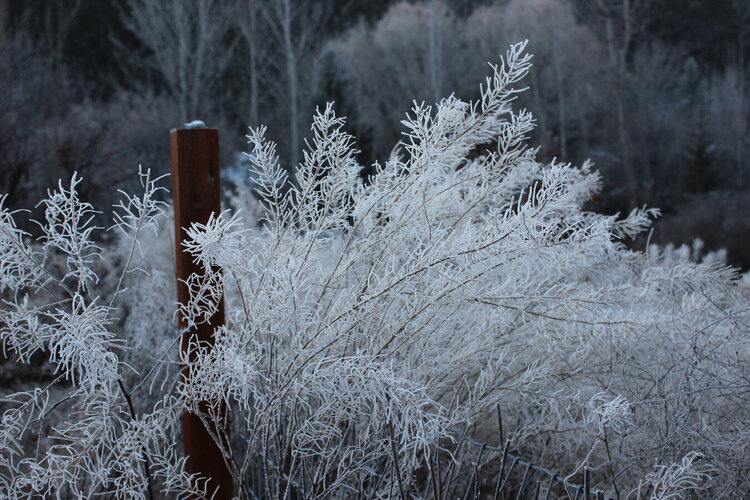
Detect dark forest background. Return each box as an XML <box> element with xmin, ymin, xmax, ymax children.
<box><xmin>1</xmin><ymin>0</ymin><xmax>749</xmax><ymax>268</ymax></box>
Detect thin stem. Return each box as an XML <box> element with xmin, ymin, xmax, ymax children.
<box><xmin>117</xmin><ymin>378</ymin><xmax>154</xmax><ymax>500</ymax></box>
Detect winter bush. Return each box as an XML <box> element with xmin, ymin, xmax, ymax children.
<box><xmin>1</xmin><ymin>42</ymin><xmax>748</xmax><ymax>499</ymax></box>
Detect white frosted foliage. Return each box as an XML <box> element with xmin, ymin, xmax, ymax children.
<box><xmin>0</xmin><ymin>42</ymin><xmax>747</xmax><ymax>498</ymax></box>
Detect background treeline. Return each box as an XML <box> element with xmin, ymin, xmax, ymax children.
<box><xmin>1</xmin><ymin>0</ymin><xmax>749</xmax><ymax>267</ymax></box>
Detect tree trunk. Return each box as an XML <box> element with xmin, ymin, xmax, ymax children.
<box><xmin>428</xmin><ymin>0</ymin><xmax>443</xmax><ymax>104</ymax></box>
<box><xmin>249</xmin><ymin>1</ymin><xmax>259</xmax><ymax>128</ymax></box>
<box><xmin>573</xmin><ymin>84</ymin><xmax>589</xmax><ymax>158</ymax></box>
<box><xmin>737</xmin><ymin>31</ymin><xmax>746</xmax><ymax>184</ymax></box>
<box><xmin>0</xmin><ymin>0</ymin><xmax>7</xmax><ymax>58</ymax></box>
<box><xmin>604</xmin><ymin>12</ymin><xmax>637</xmax><ymax>207</ymax></box>
<box><xmin>282</xmin><ymin>0</ymin><xmax>299</xmax><ymax>169</ymax></box>
<box><xmin>552</xmin><ymin>39</ymin><xmax>567</xmax><ymax>159</ymax></box>
<box><xmin>189</xmin><ymin>0</ymin><xmax>210</xmax><ymax>121</ymax></box>
<box><xmin>175</xmin><ymin>2</ymin><xmax>190</xmax><ymax>123</ymax></box>
<box><xmin>529</xmin><ymin>66</ymin><xmax>546</xmax><ymax>147</ymax></box>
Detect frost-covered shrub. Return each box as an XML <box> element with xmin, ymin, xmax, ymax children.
<box><xmin>0</xmin><ymin>42</ymin><xmax>748</xmax><ymax>499</ymax></box>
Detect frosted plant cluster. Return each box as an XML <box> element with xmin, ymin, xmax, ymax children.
<box><xmin>0</xmin><ymin>42</ymin><xmax>748</xmax><ymax>498</ymax></box>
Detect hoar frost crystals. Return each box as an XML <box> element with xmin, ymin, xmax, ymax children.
<box><xmin>0</xmin><ymin>42</ymin><xmax>748</xmax><ymax>498</ymax></box>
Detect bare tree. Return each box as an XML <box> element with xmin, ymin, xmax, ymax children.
<box><xmin>427</xmin><ymin>0</ymin><xmax>445</xmax><ymax>104</ymax></box>
<box><xmin>119</xmin><ymin>0</ymin><xmax>235</xmax><ymax>123</ymax></box>
<box><xmin>590</xmin><ymin>0</ymin><xmax>649</xmax><ymax>207</ymax></box>
<box><xmin>40</xmin><ymin>0</ymin><xmax>84</xmax><ymax>67</ymax></box>
<box><xmin>0</xmin><ymin>0</ymin><xmax>7</xmax><ymax>56</ymax></box>
<box><xmin>628</xmin><ymin>44</ymin><xmax>694</xmax><ymax>202</ymax></box>
<box><xmin>510</xmin><ymin>0</ymin><xmax>577</xmax><ymax>159</ymax></box>
<box><xmin>235</xmin><ymin>0</ymin><xmax>265</xmax><ymax>129</ymax></box>
<box><xmin>729</xmin><ymin>0</ymin><xmax>750</xmax><ymax>179</ymax></box>
<box><xmin>731</xmin><ymin>0</ymin><xmax>750</xmax><ymax>94</ymax></box>
<box><xmin>467</xmin><ymin>0</ymin><xmax>604</xmax><ymax>162</ymax></box>
<box><xmin>326</xmin><ymin>2</ymin><xmax>467</xmax><ymax>159</ymax></box>
<box><xmin>257</xmin><ymin>0</ymin><xmax>322</xmax><ymax>170</ymax></box>
<box><xmin>706</xmin><ymin>66</ymin><xmax>750</xmax><ymax>187</ymax></box>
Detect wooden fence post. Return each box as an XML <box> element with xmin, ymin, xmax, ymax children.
<box><xmin>171</xmin><ymin>127</ymin><xmax>233</xmax><ymax>499</ymax></box>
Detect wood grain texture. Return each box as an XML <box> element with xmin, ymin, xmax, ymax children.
<box><xmin>171</xmin><ymin>128</ymin><xmax>233</xmax><ymax>499</ymax></box>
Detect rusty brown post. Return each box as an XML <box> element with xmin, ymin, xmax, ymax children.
<box><xmin>171</xmin><ymin>127</ymin><xmax>233</xmax><ymax>499</ymax></box>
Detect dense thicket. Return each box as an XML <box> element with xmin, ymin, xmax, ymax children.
<box><xmin>1</xmin><ymin>42</ymin><xmax>748</xmax><ymax>499</ymax></box>
<box><xmin>2</xmin><ymin>0</ymin><xmax>748</xmax><ymax>268</ymax></box>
